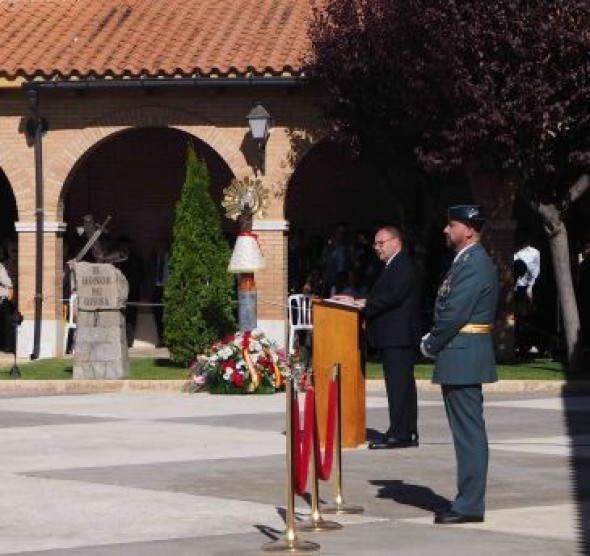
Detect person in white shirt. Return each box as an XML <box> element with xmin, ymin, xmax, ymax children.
<box><xmin>513</xmin><ymin>237</ymin><xmax>541</xmax><ymax>356</ymax></box>
<box><xmin>514</xmin><ymin>241</ymin><xmax>540</xmax><ymax>300</ymax></box>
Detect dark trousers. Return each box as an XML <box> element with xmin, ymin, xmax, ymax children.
<box><xmin>0</xmin><ymin>299</ymin><xmax>15</xmax><ymax>353</ymax></box>
<box><xmin>381</xmin><ymin>346</ymin><xmax>418</xmax><ymax>440</ymax></box>
<box><xmin>442</xmin><ymin>384</ymin><xmax>488</xmax><ymax>516</ymax></box>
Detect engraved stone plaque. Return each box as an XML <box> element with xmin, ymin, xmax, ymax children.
<box><xmin>75</xmin><ymin>263</ymin><xmax>128</xmax><ymax>311</ymax></box>
<box><xmin>72</xmin><ymin>263</ymin><xmax>129</xmax><ymax>379</ymax></box>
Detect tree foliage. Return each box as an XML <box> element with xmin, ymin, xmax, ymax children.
<box><xmin>164</xmin><ymin>145</ymin><xmax>236</xmax><ymax>365</ymax></box>
<box><xmin>308</xmin><ymin>0</ymin><xmax>590</xmax><ymax>190</ymax></box>
<box><xmin>308</xmin><ymin>0</ymin><xmax>590</xmax><ymax>369</ymax></box>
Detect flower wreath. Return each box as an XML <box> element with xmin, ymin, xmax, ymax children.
<box><xmin>186</xmin><ymin>329</ymin><xmax>290</xmax><ymax>394</ymax></box>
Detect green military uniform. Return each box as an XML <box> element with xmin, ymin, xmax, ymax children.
<box><xmin>423</xmin><ymin>208</ymin><xmax>498</xmax><ymax>520</ymax></box>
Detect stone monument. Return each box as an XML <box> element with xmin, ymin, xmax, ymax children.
<box><xmin>72</xmin><ymin>262</ymin><xmax>129</xmax><ymax>379</ymax></box>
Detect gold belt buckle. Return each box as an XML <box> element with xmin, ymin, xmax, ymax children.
<box><xmin>460</xmin><ymin>323</ymin><xmax>493</xmax><ymax>334</ymax></box>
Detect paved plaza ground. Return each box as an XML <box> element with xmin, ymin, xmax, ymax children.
<box><xmin>0</xmin><ymin>382</ymin><xmax>588</xmax><ymax>555</ymax></box>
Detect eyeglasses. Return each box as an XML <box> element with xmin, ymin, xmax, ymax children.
<box><xmin>373</xmin><ymin>237</ymin><xmax>395</xmax><ymax>248</ymax></box>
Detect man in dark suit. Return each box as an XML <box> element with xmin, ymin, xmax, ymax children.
<box><xmin>335</xmin><ymin>225</ymin><xmax>418</xmax><ymax>449</ymax></box>
<box><xmin>421</xmin><ymin>205</ymin><xmax>498</xmax><ymax>525</ymax></box>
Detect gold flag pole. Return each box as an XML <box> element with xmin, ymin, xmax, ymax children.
<box><xmin>298</xmin><ymin>367</ymin><xmax>343</xmax><ymax>532</ymax></box>
<box><xmin>323</xmin><ymin>363</ymin><xmax>364</xmax><ymax>515</ymax></box>
<box><xmin>262</xmin><ymin>376</ymin><xmax>320</xmax><ymax>553</ymax></box>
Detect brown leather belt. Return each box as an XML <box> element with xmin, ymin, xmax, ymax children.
<box><xmin>460</xmin><ymin>324</ymin><xmax>493</xmax><ymax>334</ymax></box>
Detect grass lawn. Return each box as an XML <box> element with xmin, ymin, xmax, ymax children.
<box><xmin>0</xmin><ymin>357</ymin><xmax>567</xmax><ymax>381</ymax></box>
<box><xmin>367</xmin><ymin>360</ymin><xmax>565</xmax><ymax>380</ymax></box>
<box><xmin>0</xmin><ymin>357</ymin><xmax>188</xmax><ymax>380</ymax></box>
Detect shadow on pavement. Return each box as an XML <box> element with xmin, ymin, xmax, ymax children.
<box><xmin>370</xmin><ymin>479</ymin><xmax>450</xmax><ymax>514</ymax></box>
<box><xmin>562</xmin><ymin>382</ymin><xmax>590</xmax><ymax>555</ymax></box>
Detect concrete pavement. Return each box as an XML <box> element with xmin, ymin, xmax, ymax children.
<box><xmin>0</xmin><ymin>385</ymin><xmax>588</xmax><ymax>555</ymax></box>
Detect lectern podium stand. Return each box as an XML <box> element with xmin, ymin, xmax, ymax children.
<box><xmin>312</xmin><ymin>298</ymin><xmax>365</xmax><ymax>448</ymax></box>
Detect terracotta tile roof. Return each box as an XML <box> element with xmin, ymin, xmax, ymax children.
<box><xmin>0</xmin><ymin>0</ymin><xmax>314</xmax><ymax>80</ymax></box>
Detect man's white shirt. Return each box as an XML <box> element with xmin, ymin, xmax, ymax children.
<box><xmin>514</xmin><ymin>245</ymin><xmax>540</xmax><ymax>296</ymax></box>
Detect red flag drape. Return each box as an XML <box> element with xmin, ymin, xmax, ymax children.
<box><xmin>315</xmin><ymin>380</ymin><xmax>338</xmax><ymax>481</ymax></box>
<box><xmin>293</xmin><ymin>388</ymin><xmax>314</xmax><ymax>496</ymax></box>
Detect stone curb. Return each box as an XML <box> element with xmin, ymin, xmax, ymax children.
<box><xmin>0</xmin><ymin>379</ymin><xmax>589</xmax><ymax>394</ymax></box>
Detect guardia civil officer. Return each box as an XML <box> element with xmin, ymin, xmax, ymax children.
<box><xmin>421</xmin><ymin>205</ymin><xmax>498</xmax><ymax>524</ymax></box>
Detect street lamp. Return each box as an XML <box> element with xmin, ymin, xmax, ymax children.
<box><xmin>246</xmin><ymin>102</ymin><xmax>271</xmax><ymax>175</ymax></box>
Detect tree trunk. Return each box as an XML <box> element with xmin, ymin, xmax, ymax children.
<box><xmin>526</xmin><ymin>175</ymin><xmax>589</xmax><ymax>373</ymax></box>
<box><xmin>543</xmin><ymin>210</ymin><xmax>581</xmax><ymax>372</ymax></box>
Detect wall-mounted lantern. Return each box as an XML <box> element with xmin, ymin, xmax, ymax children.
<box><xmin>246</xmin><ymin>102</ymin><xmax>271</xmax><ymax>175</ymax></box>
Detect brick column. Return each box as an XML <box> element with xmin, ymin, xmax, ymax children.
<box><xmin>14</xmin><ymin>221</ymin><xmax>66</xmax><ymax>358</ymax></box>
<box><xmin>252</xmin><ymin>219</ymin><xmax>289</xmax><ymax>349</ymax></box>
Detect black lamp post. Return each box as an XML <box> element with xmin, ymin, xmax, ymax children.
<box><xmin>246</xmin><ymin>102</ymin><xmax>271</xmax><ymax>175</ymax></box>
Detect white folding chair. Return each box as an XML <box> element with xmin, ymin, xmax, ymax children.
<box><xmin>287</xmin><ymin>294</ymin><xmax>313</xmax><ymax>354</ymax></box>
<box><xmin>63</xmin><ymin>293</ymin><xmax>78</xmax><ymax>354</ymax></box>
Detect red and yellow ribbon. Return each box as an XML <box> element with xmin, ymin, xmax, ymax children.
<box><xmin>242</xmin><ymin>347</ymin><xmax>261</xmax><ymax>391</ymax></box>
<box><xmin>264</xmin><ymin>348</ymin><xmax>284</xmax><ymax>389</ymax></box>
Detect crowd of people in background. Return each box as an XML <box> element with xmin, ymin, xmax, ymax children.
<box><xmin>288</xmin><ymin>222</ymin><xmax>380</xmax><ymax>300</ymax></box>
<box><xmin>1</xmin><ymin>219</ymin><xmax>589</xmax><ymax>358</ymax></box>
<box><xmin>288</xmin><ymin>221</ymin><xmax>590</xmax><ymax>363</ymax></box>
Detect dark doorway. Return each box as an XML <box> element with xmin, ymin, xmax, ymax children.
<box><xmin>0</xmin><ymin>169</ymin><xmax>17</xmax><ymax>244</ymax></box>
<box><xmin>62</xmin><ymin>127</ymin><xmax>235</xmax><ymax>346</ymax></box>
<box><xmin>0</xmin><ymin>169</ymin><xmax>18</xmax><ymax>353</ymax></box>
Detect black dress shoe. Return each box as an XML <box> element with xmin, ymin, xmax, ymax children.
<box><xmin>434</xmin><ymin>510</ymin><xmax>484</xmax><ymax>524</ymax></box>
<box><xmin>368</xmin><ymin>436</ymin><xmax>419</xmax><ymax>449</ymax></box>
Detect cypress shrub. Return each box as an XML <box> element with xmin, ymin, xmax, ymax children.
<box><xmin>164</xmin><ymin>145</ymin><xmax>236</xmax><ymax>365</ymax></box>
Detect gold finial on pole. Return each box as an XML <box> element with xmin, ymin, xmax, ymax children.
<box><xmin>261</xmin><ymin>377</ymin><xmax>320</xmax><ymax>553</ymax></box>
<box><xmin>297</xmin><ymin>367</ymin><xmax>343</xmax><ymax>532</ymax></box>
<box><xmin>322</xmin><ymin>363</ymin><xmax>364</xmax><ymax>515</ymax></box>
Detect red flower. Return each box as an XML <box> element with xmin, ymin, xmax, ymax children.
<box><xmin>231</xmin><ymin>371</ymin><xmax>244</xmax><ymax>387</ymax></box>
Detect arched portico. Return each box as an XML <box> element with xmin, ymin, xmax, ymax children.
<box><xmin>61</xmin><ymin>126</ymin><xmax>236</xmax><ymax>347</ymax></box>
<box><xmin>48</xmin><ymin>105</ymin><xmax>246</xmax><ymax>219</ymax></box>
<box><xmin>14</xmin><ymin>94</ymin><xmax>326</xmax><ymax>357</ymax></box>
<box><xmin>17</xmin><ymin>105</ymin><xmax>246</xmax><ymax>357</ymax></box>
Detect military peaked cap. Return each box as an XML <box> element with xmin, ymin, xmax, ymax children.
<box><xmin>447</xmin><ymin>205</ymin><xmax>485</xmax><ymax>230</ymax></box>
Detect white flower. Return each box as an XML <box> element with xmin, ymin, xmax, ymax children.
<box><xmin>249</xmin><ymin>340</ymin><xmax>262</xmax><ymax>352</ymax></box>
<box><xmin>219</xmin><ymin>346</ymin><xmax>233</xmax><ymax>359</ymax></box>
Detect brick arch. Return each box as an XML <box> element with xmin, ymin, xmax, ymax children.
<box><xmin>278</xmin><ymin>129</ymin><xmax>328</xmax><ymax>220</ymax></box>
<box><xmin>47</xmin><ymin>104</ymin><xmax>242</xmax><ymax>218</ymax></box>
<box><xmin>0</xmin><ymin>144</ymin><xmax>32</xmax><ymax>220</ymax></box>
<box><xmin>283</xmin><ymin>133</ymin><xmax>325</xmax><ymax>226</ymax></box>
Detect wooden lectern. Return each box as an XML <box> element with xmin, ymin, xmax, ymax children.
<box><xmin>312</xmin><ymin>298</ymin><xmax>365</xmax><ymax>448</ymax></box>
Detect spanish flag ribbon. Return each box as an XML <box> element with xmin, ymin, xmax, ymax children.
<box><xmin>266</xmin><ymin>350</ymin><xmax>283</xmax><ymax>389</ymax></box>
<box><xmin>242</xmin><ymin>347</ymin><xmax>261</xmax><ymax>391</ymax></box>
